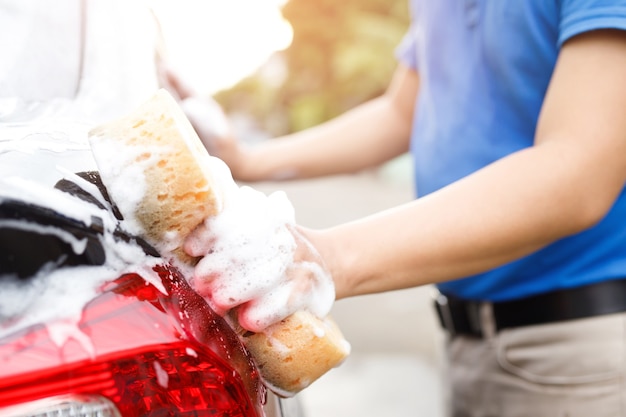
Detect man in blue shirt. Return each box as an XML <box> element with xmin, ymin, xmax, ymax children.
<box><xmin>185</xmin><ymin>1</ymin><xmax>626</xmax><ymax>415</ymax></box>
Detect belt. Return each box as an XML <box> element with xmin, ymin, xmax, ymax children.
<box><xmin>434</xmin><ymin>279</ymin><xmax>626</xmax><ymax>338</ymax></box>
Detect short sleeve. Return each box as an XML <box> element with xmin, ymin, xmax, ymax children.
<box><xmin>395</xmin><ymin>25</ymin><xmax>419</xmax><ymax>70</ymax></box>
<box><xmin>559</xmin><ymin>0</ymin><xmax>626</xmax><ymax>46</ymax></box>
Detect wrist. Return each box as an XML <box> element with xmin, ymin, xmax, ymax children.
<box><xmin>297</xmin><ymin>226</ymin><xmax>352</xmax><ymax>300</ymax></box>
<box><xmin>223</xmin><ymin>142</ymin><xmax>249</xmax><ymax>181</ymax></box>
<box><xmin>232</xmin><ymin>144</ymin><xmax>298</xmax><ymax>182</ymax></box>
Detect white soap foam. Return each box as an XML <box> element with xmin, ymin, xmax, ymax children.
<box><xmin>184</xmin><ymin>158</ymin><xmax>336</xmax><ymax>333</ymax></box>
<box><xmin>1</xmin><ymin>176</ymin><xmax>116</xmax><ymax>231</ymax></box>
<box><xmin>0</xmin><ymin>124</ymin><xmax>91</xmax><ymax>157</ymax></box>
<box><xmin>56</xmin><ymin>166</ymin><xmax>113</xmax><ymax>211</ymax></box>
<box><xmin>47</xmin><ymin>319</ymin><xmax>96</xmax><ymax>358</ymax></box>
<box><xmin>87</xmin><ymin>136</ymin><xmax>166</xmax><ymax>236</ymax></box>
<box><xmin>312</xmin><ymin>322</ymin><xmax>326</xmax><ymax>339</ymax></box>
<box><xmin>0</xmin><ymin>173</ymin><xmax>165</xmax><ymax>354</ymax></box>
<box><xmin>87</xmin><ymin>133</ymin><xmax>225</xmax><ymax>259</ymax></box>
<box><xmin>264</xmin><ymin>335</ymin><xmax>290</xmax><ymax>356</ymax></box>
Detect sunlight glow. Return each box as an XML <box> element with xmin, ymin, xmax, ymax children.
<box><xmin>152</xmin><ymin>0</ymin><xmax>293</xmax><ymax>95</ymax></box>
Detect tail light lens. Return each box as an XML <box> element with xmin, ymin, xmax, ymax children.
<box><xmin>0</xmin><ymin>265</ymin><xmax>265</xmax><ymax>417</ymax></box>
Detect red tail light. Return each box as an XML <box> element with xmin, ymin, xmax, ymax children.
<box><xmin>0</xmin><ymin>265</ymin><xmax>265</xmax><ymax>417</ymax></box>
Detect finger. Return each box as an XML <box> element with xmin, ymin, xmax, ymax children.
<box><xmin>189</xmin><ymin>256</ymin><xmax>220</xmax><ymax>297</ymax></box>
<box><xmin>183</xmin><ymin>221</ymin><xmax>216</xmax><ymax>256</ymax></box>
<box><xmin>237</xmin><ymin>285</ymin><xmax>295</xmax><ymax>332</ymax></box>
<box><xmin>289</xmin><ymin>224</ymin><xmax>324</xmax><ymax>265</ymax></box>
<box><xmin>286</xmin><ymin>261</ymin><xmax>335</xmax><ymax>319</ymax></box>
<box><xmin>194</xmin><ymin>254</ymin><xmax>276</xmax><ymax>313</ymax></box>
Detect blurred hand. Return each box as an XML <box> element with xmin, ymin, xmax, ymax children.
<box><xmin>182</xmin><ymin>185</ymin><xmax>335</xmax><ymax>333</ymax></box>
<box><xmin>179</xmin><ymin>96</ymin><xmax>246</xmax><ymax>177</ymax></box>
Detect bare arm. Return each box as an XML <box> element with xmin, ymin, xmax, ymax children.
<box><xmin>304</xmin><ymin>30</ymin><xmax>626</xmax><ymax>299</ymax></box>
<box><xmin>229</xmin><ymin>64</ymin><xmax>419</xmax><ymax>181</ymax></box>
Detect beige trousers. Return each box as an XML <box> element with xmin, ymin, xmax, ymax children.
<box><xmin>443</xmin><ymin>307</ymin><xmax>626</xmax><ymax>417</ymax></box>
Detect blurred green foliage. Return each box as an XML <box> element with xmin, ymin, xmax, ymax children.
<box><xmin>215</xmin><ymin>0</ymin><xmax>409</xmax><ymax>136</ymax></box>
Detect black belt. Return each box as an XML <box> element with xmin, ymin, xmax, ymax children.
<box><xmin>434</xmin><ymin>279</ymin><xmax>626</xmax><ymax>338</ymax></box>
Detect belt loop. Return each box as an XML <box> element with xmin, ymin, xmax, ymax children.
<box><xmin>435</xmin><ymin>292</ymin><xmax>456</xmax><ymax>337</ymax></box>
<box><xmin>479</xmin><ymin>302</ymin><xmax>497</xmax><ymax>340</ymax></box>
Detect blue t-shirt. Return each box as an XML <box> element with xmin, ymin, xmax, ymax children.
<box><xmin>396</xmin><ymin>0</ymin><xmax>626</xmax><ymax>301</ymax></box>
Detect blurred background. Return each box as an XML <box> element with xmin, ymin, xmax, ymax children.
<box><xmin>151</xmin><ymin>1</ymin><xmax>446</xmax><ymax>415</ymax></box>
<box><xmin>152</xmin><ymin>0</ymin><xmax>409</xmax><ymax>137</ymax></box>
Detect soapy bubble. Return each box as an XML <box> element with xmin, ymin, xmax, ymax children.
<box><xmin>186</xmin><ymin>172</ymin><xmax>335</xmax><ymax>332</ymax></box>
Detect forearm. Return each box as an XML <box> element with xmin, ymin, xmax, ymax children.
<box><xmin>232</xmin><ymin>64</ymin><xmax>418</xmax><ymax>182</ymax></box>
<box><xmin>235</xmin><ymin>101</ymin><xmax>408</xmax><ymax>181</ymax></box>
<box><xmin>310</xmin><ymin>140</ymin><xmax>623</xmax><ymax>299</ymax></box>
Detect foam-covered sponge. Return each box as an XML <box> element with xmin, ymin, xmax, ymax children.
<box><xmin>88</xmin><ymin>89</ymin><xmax>350</xmax><ymax>396</ymax></box>
<box><xmin>89</xmin><ymin>89</ymin><xmax>221</xmax><ymax>265</ymax></box>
